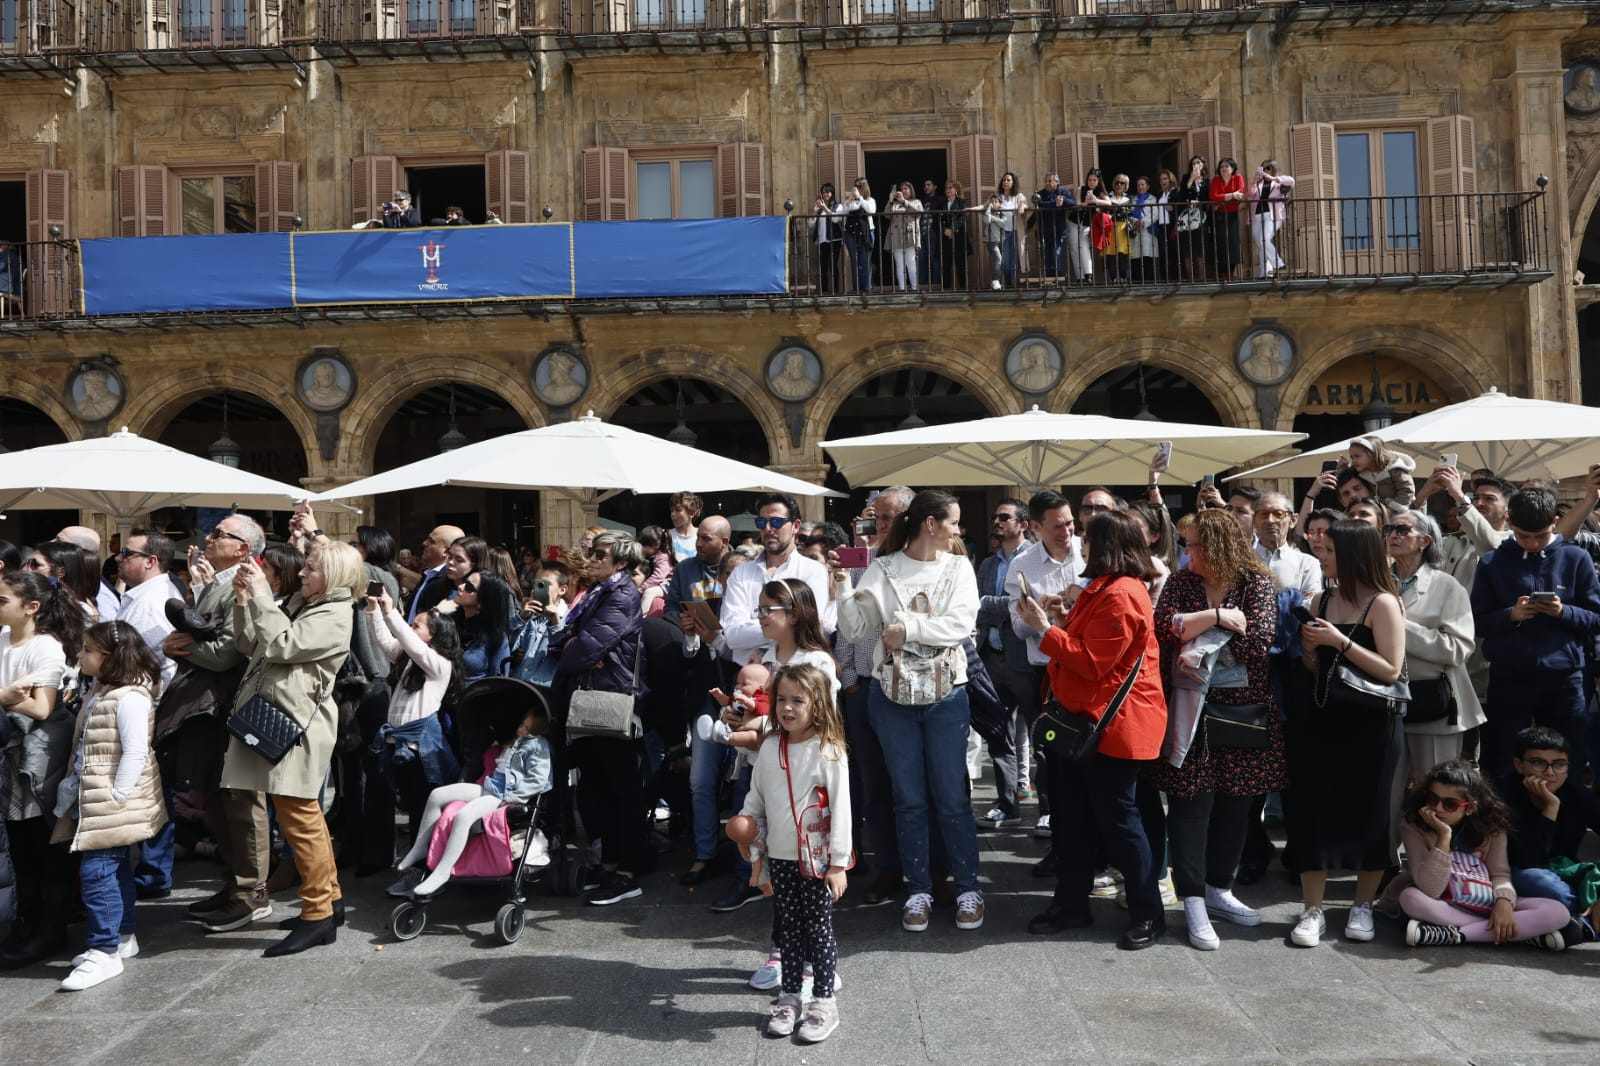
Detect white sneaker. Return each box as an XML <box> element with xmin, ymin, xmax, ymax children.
<box><xmin>59</xmin><ymin>949</ymin><xmax>124</xmax><ymax>991</ymax></box>
<box><xmin>1344</xmin><ymin>903</ymin><xmax>1376</xmax><ymax>942</ymax></box>
<box><xmin>695</xmin><ymin>716</ymin><xmax>732</xmax><ymax>744</ymax></box>
<box><xmin>71</xmin><ymin>933</ymin><xmax>138</xmax><ymax>969</ymax></box>
<box><xmin>980</xmin><ymin>807</ymin><xmax>1019</xmax><ymax>830</ymax></box>
<box><xmin>1033</xmin><ymin>814</ymin><xmax>1052</xmax><ymax>839</ymax></box>
<box><xmin>1090</xmin><ymin>869</ymin><xmax>1122</xmax><ymax>899</ymax></box>
<box><xmin>990</xmin><ymin>279</ymin><xmax>1002</xmax><ymax>290</ymax></box>
<box><xmin>1205</xmin><ymin>886</ymin><xmax>1262</xmax><ymax>927</ymax></box>
<box><xmin>1290</xmin><ymin>906</ymin><xmax>1326</xmax><ymax>947</ymax></box>
<box><xmin>750</xmin><ymin>951</ymin><xmax>782</xmax><ymax>991</ymax></box>
<box><xmin>1183</xmin><ymin>896</ymin><xmax>1220</xmax><ymax>951</ymax></box>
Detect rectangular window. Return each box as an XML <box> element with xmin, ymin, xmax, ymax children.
<box><xmin>1337</xmin><ymin>127</ymin><xmax>1421</xmax><ymax>261</ymax></box>
<box><xmin>635</xmin><ymin>0</ymin><xmax>708</xmax><ymax>26</ymax></box>
<box><xmin>1</xmin><ymin>0</ymin><xmax>17</xmax><ymax>47</ymax></box>
<box><xmin>180</xmin><ymin>0</ymin><xmax>251</xmax><ymax>44</ymax></box>
<box><xmin>634</xmin><ymin>157</ymin><xmax>715</xmax><ymax>220</ymax></box>
<box><xmin>180</xmin><ymin>174</ymin><xmax>256</xmax><ymax>234</ymax></box>
<box><xmin>861</xmin><ymin>0</ymin><xmax>936</xmax><ymax>22</ymax></box>
<box><xmin>406</xmin><ymin>0</ymin><xmax>476</xmax><ymax>34</ymax></box>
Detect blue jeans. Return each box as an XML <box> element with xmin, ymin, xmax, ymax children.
<box><xmin>1513</xmin><ymin>866</ymin><xmax>1578</xmax><ymax>913</ymax></box>
<box><xmin>81</xmin><ymin>845</ymin><xmax>137</xmax><ymax>954</ymax></box>
<box><xmin>134</xmin><ymin>787</ymin><xmax>178</xmax><ymax>892</ymax></box>
<box><xmin>1001</xmin><ymin>230</ymin><xmax>1020</xmax><ymax>287</ymax></box>
<box><xmin>845</xmin><ymin>232</ymin><xmax>874</xmax><ymax>291</ymax></box>
<box><xmin>689</xmin><ymin>698</ymin><xmax>731</xmax><ymax>863</ymax></box>
<box><xmin>1040</xmin><ymin>231</ymin><xmax>1064</xmax><ymax>278</ymax></box>
<box><xmin>867</xmin><ymin>681</ymin><xmax>980</xmax><ymax>895</ymax></box>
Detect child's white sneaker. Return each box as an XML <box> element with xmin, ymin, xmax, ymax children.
<box><xmin>766</xmin><ymin>992</ymin><xmax>802</xmax><ymax>1037</ymax></box>
<box><xmin>696</xmin><ymin>716</ymin><xmax>732</xmax><ymax>744</ymax></box>
<box><xmin>59</xmin><ymin>949</ymin><xmax>123</xmax><ymax>991</ymax></box>
<box><xmin>71</xmin><ymin>933</ymin><xmax>138</xmax><ymax>969</ymax></box>
<box><xmin>796</xmin><ymin>995</ymin><xmax>840</xmax><ymax>1043</ymax></box>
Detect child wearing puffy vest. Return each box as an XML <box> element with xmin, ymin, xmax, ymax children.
<box><xmin>52</xmin><ymin>621</ymin><xmax>166</xmax><ymax>991</ymax></box>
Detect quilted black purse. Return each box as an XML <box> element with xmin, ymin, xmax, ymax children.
<box><xmin>226</xmin><ymin>694</ymin><xmax>307</xmax><ymax>764</ymax></box>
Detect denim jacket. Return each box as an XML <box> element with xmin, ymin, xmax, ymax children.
<box><xmin>372</xmin><ymin>714</ymin><xmax>460</xmax><ymax>787</ymax></box>
<box><xmin>482</xmin><ymin>735</ymin><xmax>552</xmax><ymax>804</ymax></box>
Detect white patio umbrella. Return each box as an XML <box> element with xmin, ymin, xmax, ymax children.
<box><xmin>311</xmin><ymin>412</ymin><xmax>841</xmax><ymax>502</ymax></box>
<box><xmin>820</xmin><ymin>407</ymin><xmax>1306</xmax><ymax>491</ymax></box>
<box><xmin>1230</xmin><ymin>388</ymin><xmax>1600</xmax><ymax>483</ymax></box>
<box><xmin>0</xmin><ymin>427</ymin><xmax>334</xmax><ymax>539</ymax></box>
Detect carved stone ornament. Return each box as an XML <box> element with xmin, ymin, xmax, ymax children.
<box><xmin>764</xmin><ymin>346</ymin><xmax>822</xmax><ymax>403</ymax></box>
<box><xmin>1236</xmin><ymin>328</ymin><xmax>1295</xmax><ymax>387</ymax></box>
<box><xmin>1567</xmin><ymin>61</ymin><xmax>1600</xmax><ymax>117</ymax></box>
<box><xmin>64</xmin><ymin>363</ymin><xmax>125</xmax><ymax>423</ymax></box>
<box><xmin>297</xmin><ymin>352</ymin><xmax>356</xmax><ymax>413</ymax></box>
<box><xmin>1004</xmin><ymin>334</ymin><xmax>1063</xmax><ymax>395</ymax></box>
<box><xmin>532</xmin><ymin>345</ymin><xmax>590</xmax><ymax>408</ymax></box>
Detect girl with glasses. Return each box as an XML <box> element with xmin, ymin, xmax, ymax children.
<box><xmin>1385</xmin><ymin>759</ymin><xmax>1570</xmax><ymax>949</ymax></box>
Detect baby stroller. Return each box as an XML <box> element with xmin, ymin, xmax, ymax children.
<box><xmin>388</xmin><ymin>677</ymin><xmax>555</xmax><ymax>945</ymax></box>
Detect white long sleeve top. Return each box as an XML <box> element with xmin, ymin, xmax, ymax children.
<box><xmin>835</xmin><ymin>551</ymin><xmax>978</xmax><ymax>684</ymax></box>
<box><xmin>740</xmin><ymin>733</ymin><xmax>852</xmax><ymax>865</ymax></box>
<box><xmin>368</xmin><ymin>607</ymin><xmax>453</xmax><ymax>726</ymax></box>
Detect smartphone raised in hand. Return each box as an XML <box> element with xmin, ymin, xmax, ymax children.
<box><xmin>835</xmin><ymin>546</ymin><xmax>871</xmax><ymax>569</ymax></box>
<box><xmin>1016</xmin><ymin>571</ymin><xmax>1033</xmax><ymax>601</ymax></box>
<box><xmin>366</xmin><ymin>580</ymin><xmax>384</xmax><ymax>600</ymax></box>
<box><xmin>1291</xmin><ymin>604</ymin><xmax>1316</xmax><ymax>626</ymax></box>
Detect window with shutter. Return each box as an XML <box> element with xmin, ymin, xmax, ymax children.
<box><xmin>1051</xmin><ymin>132</ymin><xmax>1098</xmax><ymax>189</ymax></box>
<box><xmin>1426</xmin><ymin>115</ymin><xmax>1478</xmax><ymax>272</ymax></box>
<box><xmin>815</xmin><ymin>140</ymin><xmax>863</xmax><ymax>199</ymax></box>
<box><xmin>950</xmin><ymin>134</ymin><xmax>996</xmax><ymax>200</ymax></box>
<box><xmin>1288</xmin><ymin>122</ymin><xmax>1337</xmax><ymax>277</ymax></box>
<box><xmin>351</xmin><ymin>154</ymin><xmax>399</xmax><ymax>226</ymax></box>
<box><xmin>716</xmin><ymin>143</ymin><xmax>765</xmax><ymax>218</ymax></box>
<box><xmin>1186</xmin><ymin>126</ymin><xmax>1238</xmax><ymax>174</ymax></box>
<box><xmin>24</xmin><ymin>168</ymin><xmax>70</xmax><ymax>316</ymax></box>
<box><xmin>116</xmin><ymin>164</ymin><xmax>171</xmax><ymax>237</ymax></box>
<box><xmin>581</xmin><ymin>146</ymin><xmax>629</xmax><ymax>221</ymax></box>
<box><xmin>255</xmin><ymin>160</ymin><xmax>298</xmax><ymax>232</ymax></box>
<box><xmin>485</xmin><ymin>149</ymin><xmax>531</xmax><ymax>223</ymax></box>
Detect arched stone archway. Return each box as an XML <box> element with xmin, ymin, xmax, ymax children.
<box><xmin>338</xmin><ymin>357</ymin><xmax>545</xmax><ymax>474</ymax></box>
<box><xmin>7</xmin><ymin>375</ymin><xmax>89</xmax><ymax>443</ymax></box>
<box><xmin>1276</xmin><ymin>325</ymin><xmax>1494</xmax><ymax>430</ymax></box>
<box><xmin>587</xmin><ymin>347</ymin><xmax>787</xmax><ymax>465</ymax></box>
<box><xmin>121</xmin><ymin>369</ymin><xmax>320</xmax><ymax>471</ymax></box>
<box><xmin>1054</xmin><ymin>337</ymin><xmax>1255</xmax><ymax>429</ymax></box>
<box><xmin>805</xmin><ymin>339</ymin><xmax>1020</xmax><ymax>453</ymax></box>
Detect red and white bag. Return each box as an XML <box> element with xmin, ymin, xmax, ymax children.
<box><xmin>782</xmin><ymin>733</ymin><xmax>855</xmax><ymax>879</ymax></box>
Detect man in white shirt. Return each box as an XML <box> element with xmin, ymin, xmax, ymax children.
<box><xmin>716</xmin><ymin>492</ymin><xmax>830</xmax><ymax>665</ymax></box>
<box><xmin>114</xmin><ymin>529</ymin><xmax>178</xmax><ymax>689</ymax></box>
<box><xmin>1253</xmin><ymin>492</ymin><xmax>1322</xmax><ymax>598</ymax></box>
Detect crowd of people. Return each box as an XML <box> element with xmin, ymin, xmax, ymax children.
<box><xmin>3</xmin><ymin>450</ymin><xmax>1600</xmax><ymax>1044</ymax></box>
<box><xmin>807</xmin><ymin>157</ymin><xmax>1296</xmax><ymax>294</ymax></box>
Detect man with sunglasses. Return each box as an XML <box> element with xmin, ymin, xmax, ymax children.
<box><xmin>113</xmin><ymin>529</ymin><xmax>179</xmax><ymax>689</ymax></box>
<box><xmin>1471</xmin><ymin>488</ymin><xmax>1600</xmax><ymax>775</ymax></box>
<box><xmin>1496</xmin><ymin>726</ymin><xmax>1600</xmax><ymax>944</ymax></box>
<box><xmin>716</xmin><ymin>493</ymin><xmax>831</xmax><ymax>666</ymax></box>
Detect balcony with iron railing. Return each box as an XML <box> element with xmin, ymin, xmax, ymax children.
<box><xmin>308</xmin><ymin>0</ymin><xmax>546</xmax><ymax>58</ymax></box>
<box><xmin>0</xmin><ymin>191</ymin><xmax>1551</xmax><ymax>328</ymax></box>
<box><xmin>0</xmin><ymin>0</ymin><xmax>305</xmax><ymax>72</ymax></box>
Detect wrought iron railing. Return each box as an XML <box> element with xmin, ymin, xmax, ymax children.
<box><xmin>0</xmin><ymin>238</ymin><xmax>77</xmax><ymax>319</ymax></box>
<box><xmin>0</xmin><ymin>0</ymin><xmax>304</xmax><ymax>55</ymax></box>
<box><xmin>313</xmin><ymin>0</ymin><xmax>541</xmax><ymax>41</ymax></box>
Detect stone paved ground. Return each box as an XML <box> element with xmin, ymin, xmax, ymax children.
<box><xmin>4</xmin><ymin>777</ymin><xmax>1600</xmax><ymax>1066</ymax></box>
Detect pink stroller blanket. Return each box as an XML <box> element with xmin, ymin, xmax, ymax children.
<box><xmin>426</xmin><ymin>801</ymin><xmax>514</xmax><ymax>879</ymax></box>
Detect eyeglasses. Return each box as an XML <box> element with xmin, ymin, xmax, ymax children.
<box><xmin>753</xmin><ymin>517</ymin><xmax>792</xmax><ymax>530</ymax></box>
<box><xmin>1078</xmin><ymin>505</ymin><xmax>1110</xmax><ymax>516</ymax></box>
<box><xmin>117</xmin><ymin>548</ymin><xmax>154</xmax><ymax>560</ymax></box>
<box><xmin>1258</xmin><ymin>508</ymin><xmax>1290</xmax><ymax>519</ymax></box>
<box><xmin>1422</xmin><ymin>792</ymin><xmax>1474</xmax><ymax>814</ymax></box>
<box><xmin>1521</xmin><ymin>756</ymin><xmax>1570</xmax><ymax>774</ymax></box>
<box><xmin>1383</xmin><ymin>524</ymin><xmax>1417</xmax><ymax>537</ymax></box>
<box><xmin>207</xmin><ymin>526</ymin><xmax>250</xmax><ymax>545</ymax></box>
<box><xmin>754</xmin><ymin>605</ymin><xmax>790</xmax><ymax>618</ymax></box>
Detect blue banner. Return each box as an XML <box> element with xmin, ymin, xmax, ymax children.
<box><xmin>82</xmin><ymin>233</ymin><xmax>293</xmax><ymax>315</ymax></box>
<box><xmin>291</xmin><ymin>224</ymin><xmax>575</xmax><ymax>306</ymax></box>
<box><xmin>77</xmin><ymin>218</ymin><xmax>788</xmax><ymax>316</ymax></box>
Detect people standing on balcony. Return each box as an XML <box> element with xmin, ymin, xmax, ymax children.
<box><xmin>1068</xmin><ymin>168</ymin><xmax>1107</xmax><ymax>281</ymax></box>
<box><xmin>995</xmin><ymin>171</ymin><xmax>1028</xmax><ymax>288</ymax></box>
<box><xmin>934</xmin><ymin>180</ymin><xmax>969</xmax><ymax>291</ymax></box>
<box><xmin>1175</xmin><ymin>157</ymin><xmax>1211</xmax><ymax>280</ymax></box>
<box><xmin>1099</xmin><ymin>174</ymin><xmax>1134</xmax><ymax>284</ymax></box>
<box><xmin>884</xmin><ymin>182</ymin><xmax>924</xmax><ymax>292</ymax></box>
<box><xmin>1129</xmin><ymin>175</ymin><xmax>1163</xmax><ymax>284</ymax></box>
<box><xmin>842</xmin><ymin>180</ymin><xmax>877</xmax><ymax>293</ymax></box>
<box><xmin>812</xmin><ymin>184</ymin><xmax>846</xmax><ymax>296</ymax></box>
<box><xmin>919</xmin><ymin>179</ymin><xmax>942</xmax><ymax>289</ymax></box>
<box><xmin>1153</xmin><ymin>170</ymin><xmax>1180</xmax><ymax>282</ymax></box>
<box><xmin>1033</xmin><ymin>172</ymin><xmax>1073</xmax><ymax>281</ymax></box>
<box><xmin>1208</xmin><ymin>159</ymin><xmax>1247</xmax><ymax>281</ymax></box>
<box><xmin>983</xmin><ymin>193</ymin><xmax>1006</xmax><ymax>291</ymax></box>
<box><xmin>1249</xmin><ymin>161</ymin><xmax>1296</xmax><ymax>279</ymax></box>
<box><xmin>381</xmin><ymin>190</ymin><xmax>422</xmax><ymax>229</ymax></box>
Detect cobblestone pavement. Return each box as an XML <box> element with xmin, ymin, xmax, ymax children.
<box><xmin>4</xmin><ymin>781</ymin><xmax>1599</xmax><ymax>1065</ymax></box>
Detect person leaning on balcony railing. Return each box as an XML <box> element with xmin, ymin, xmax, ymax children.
<box><xmin>1249</xmin><ymin>161</ymin><xmax>1296</xmax><ymax>279</ymax></box>
<box><xmin>812</xmin><ymin>183</ymin><xmax>847</xmax><ymax>295</ymax></box>
<box><xmin>935</xmin><ymin>180</ymin><xmax>970</xmax><ymax>291</ymax></box>
<box><xmin>884</xmin><ymin>182</ymin><xmax>924</xmax><ymax>293</ymax></box>
<box><xmin>1033</xmin><ymin>172</ymin><xmax>1073</xmax><ymax>281</ymax></box>
<box><xmin>995</xmin><ymin>172</ymin><xmax>1028</xmax><ymax>289</ymax></box>
<box><xmin>1175</xmin><ymin>156</ymin><xmax>1211</xmax><ymax>281</ymax></box>
<box><xmin>1099</xmin><ymin>174</ymin><xmax>1134</xmax><ymax>284</ymax></box>
<box><xmin>1153</xmin><ymin>169</ymin><xmax>1180</xmax><ymax>283</ymax></box>
<box><xmin>381</xmin><ymin>190</ymin><xmax>422</xmax><ymax>229</ymax></box>
<box><xmin>1128</xmin><ymin>176</ymin><xmax>1163</xmax><ymax>284</ymax></box>
<box><xmin>1070</xmin><ymin>169</ymin><xmax>1107</xmax><ymax>285</ymax></box>
<box><xmin>1208</xmin><ymin>159</ymin><xmax>1248</xmax><ymax>281</ymax></box>
<box><xmin>842</xmin><ymin>180</ymin><xmax>878</xmax><ymax>292</ymax></box>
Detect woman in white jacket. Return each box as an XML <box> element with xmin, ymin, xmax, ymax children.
<box><xmin>830</xmin><ymin>489</ymin><xmax>983</xmax><ymax>935</ymax></box>
<box><xmin>1387</xmin><ymin>510</ymin><xmax>1485</xmax><ymax>780</ymax></box>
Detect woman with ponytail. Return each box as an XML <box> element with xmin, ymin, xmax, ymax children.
<box><xmin>0</xmin><ymin>570</ymin><xmax>86</xmax><ymax>967</ymax></box>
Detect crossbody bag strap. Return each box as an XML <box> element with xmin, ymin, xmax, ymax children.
<box><xmin>1087</xmin><ymin>651</ymin><xmax>1145</xmax><ymax>741</ymax></box>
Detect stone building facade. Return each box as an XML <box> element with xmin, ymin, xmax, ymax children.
<box><xmin>0</xmin><ymin>1</ymin><xmax>1595</xmax><ymax>547</ymax></box>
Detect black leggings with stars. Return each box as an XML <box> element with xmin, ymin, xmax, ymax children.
<box><xmin>767</xmin><ymin>858</ymin><xmax>838</xmax><ymax>998</ymax></box>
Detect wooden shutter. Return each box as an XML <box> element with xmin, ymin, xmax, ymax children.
<box><xmin>24</xmin><ymin>169</ymin><xmax>70</xmax><ymax>316</ymax></box>
<box><xmin>1051</xmin><ymin>132</ymin><xmax>1098</xmax><ymax>189</ymax></box>
<box><xmin>1426</xmin><ymin>115</ymin><xmax>1478</xmax><ymax>272</ymax></box>
<box><xmin>257</xmin><ymin>0</ymin><xmax>282</xmax><ymax>46</ymax></box>
<box><xmin>951</xmin><ymin>134</ymin><xmax>997</xmax><ymax>201</ymax></box>
<box><xmin>486</xmin><ymin>149</ymin><xmax>531</xmax><ymax>223</ymax></box>
<box><xmin>1187</xmin><ymin>126</ymin><xmax>1238</xmax><ymax>173</ymax></box>
<box><xmin>255</xmin><ymin>160</ymin><xmax>298</xmax><ymax>232</ymax></box>
<box><xmin>581</xmin><ymin>147</ymin><xmax>628</xmax><ymax>221</ymax></box>
<box><xmin>717</xmin><ymin>143</ymin><xmax>765</xmax><ymax>217</ymax></box>
<box><xmin>816</xmin><ymin>140</ymin><xmax>864</xmax><ymax>199</ymax></box>
<box><xmin>116</xmin><ymin>164</ymin><xmax>169</xmax><ymax>237</ymax></box>
<box><xmin>1288</xmin><ymin>122</ymin><xmax>1337</xmax><ymax>277</ymax></box>
<box><xmin>351</xmin><ymin>154</ymin><xmax>398</xmax><ymax>227</ymax></box>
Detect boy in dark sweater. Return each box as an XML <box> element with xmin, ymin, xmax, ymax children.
<box><xmin>1494</xmin><ymin>726</ymin><xmax>1600</xmax><ymax>943</ymax></box>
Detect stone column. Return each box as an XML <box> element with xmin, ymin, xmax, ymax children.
<box><xmin>767</xmin><ymin>463</ymin><xmax>832</xmax><ymax>524</ymax></box>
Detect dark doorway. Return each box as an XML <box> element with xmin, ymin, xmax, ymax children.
<box><xmin>1096</xmin><ymin>140</ymin><xmax>1182</xmax><ymax>188</ymax></box>
<box><xmin>0</xmin><ymin>181</ymin><xmax>25</xmax><ymax>244</ymax></box>
<box><xmin>404</xmin><ymin>164</ymin><xmax>488</xmax><ymax>226</ymax></box>
<box><xmin>865</xmin><ymin>148</ymin><xmax>948</xmax><ymax>287</ymax></box>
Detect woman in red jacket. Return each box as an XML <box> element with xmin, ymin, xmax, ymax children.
<box><xmin>1208</xmin><ymin>158</ymin><xmax>1247</xmax><ymax>280</ymax></box>
<box><xmin>1017</xmin><ymin>510</ymin><xmax>1168</xmax><ymax>949</ymax></box>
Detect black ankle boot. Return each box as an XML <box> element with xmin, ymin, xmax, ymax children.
<box><xmin>275</xmin><ymin>899</ymin><xmax>345</xmax><ymax>931</ymax></box>
<box><xmin>262</xmin><ymin>915</ymin><xmax>337</xmax><ymax>958</ymax></box>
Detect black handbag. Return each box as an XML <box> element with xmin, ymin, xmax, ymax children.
<box><xmin>1405</xmin><ymin>676</ymin><xmax>1457</xmax><ymax>725</ymax></box>
<box><xmin>1201</xmin><ymin>701</ymin><xmax>1272</xmax><ymax>750</ymax></box>
<box><xmin>962</xmin><ymin>638</ymin><xmax>1012</xmax><ymax>753</ymax></box>
<box><xmin>1032</xmin><ymin>653</ymin><xmax>1145</xmax><ymax>764</ymax></box>
<box><xmin>226</xmin><ymin>694</ymin><xmax>307</xmax><ymax>764</ymax></box>
<box><xmin>1311</xmin><ymin>594</ymin><xmax>1410</xmax><ymax>715</ymax></box>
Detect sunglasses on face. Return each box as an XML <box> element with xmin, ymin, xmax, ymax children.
<box><xmin>208</xmin><ymin>526</ymin><xmax>250</xmax><ymax>545</ymax></box>
<box><xmin>118</xmin><ymin>548</ymin><xmax>154</xmax><ymax>560</ymax></box>
<box><xmin>992</xmin><ymin>513</ymin><xmax>1020</xmax><ymax>523</ymax></box>
<box><xmin>457</xmin><ymin>582</ymin><xmax>479</xmax><ymax>594</ymax></box>
<box><xmin>1423</xmin><ymin>792</ymin><xmax>1474</xmax><ymax>814</ymax></box>
<box><xmin>1258</xmin><ymin>509</ymin><xmax>1290</xmax><ymax>519</ymax></box>
<box><xmin>753</xmin><ymin>517</ymin><xmax>792</xmax><ymax>531</ymax></box>
<box><xmin>1078</xmin><ymin>505</ymin><xmax>1110</xmax><ymax>516</ymax></box>
<box><xmin>587</xmin><ymin>548</ymin><xmax>611</xmax><ymax>561</ymax></box>
<box><xmin>1383</xmin><ymin>525</ymin><xmax>1417</xmax><ymax>537</ymax></box>
<box><xmin>22</xmin><ymin>558</ymin><xmax>50</xmax><ymax>571</ymax></box>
